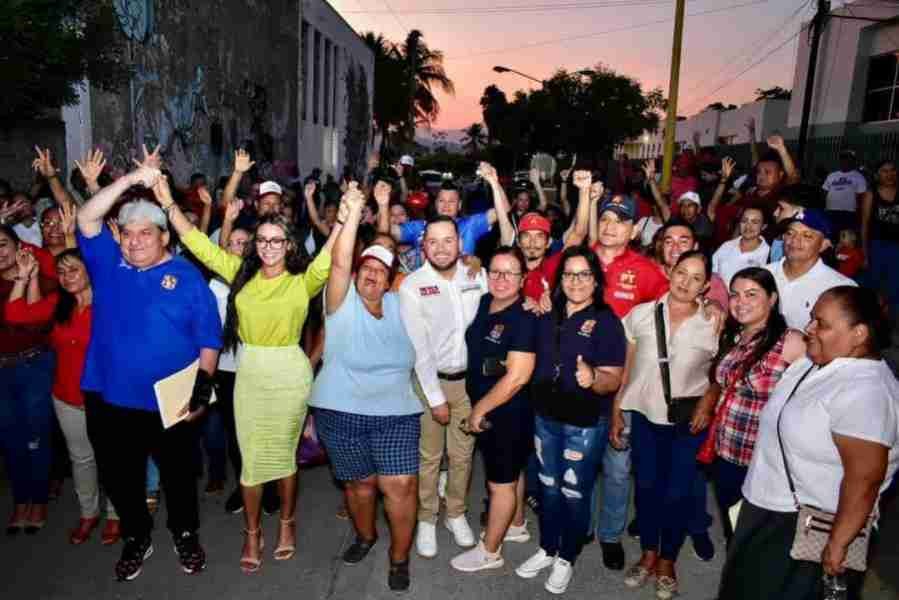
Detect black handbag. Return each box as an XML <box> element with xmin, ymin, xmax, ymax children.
<box><xmin>654</xmin><ymin>302</ymin><xmax>702</xmax><ymax>425</ymax></box>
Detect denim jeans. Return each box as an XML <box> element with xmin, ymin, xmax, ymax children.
<box><xmin>631</xmin><ymin>412</ymin><xmax>705</xmax><ymax>560</ymax></box>
<box><xmin>535</xmin><ymin>415</ymin><xmax>608</xmax><ymax>563</ymax></box>
<box><xmin>146</xmin><ymin>458</ymin><xmax>160</xmax><ymax>493</ymax></box>
<box><xmin>0</xmin><ymin>351</ymin><xmax>55</xmax><ymax>504</ymax></box>
<box><xmin>588</xmin><ymin>411</ymin><xmax>631</xmax><ymax>543</ymax></box>
<box><xmin>689</xmin><ymin>467</ymin><xmax>713</xmax><ymax>535</ymax></box>
<box><xmin>201</xmin><ymin>401</ymin><xmax>227</xmax><ymax>482</ymax></box>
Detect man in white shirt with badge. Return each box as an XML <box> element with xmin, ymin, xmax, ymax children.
<box><xmin>399</xmin><ymin>215</ymin><xmax>488</xmax><ymax>558</ymax></box>
<box><xmin>766</xmin><ymin>208</ymin><xmax>856</xmax><ymax>329</ymax></box>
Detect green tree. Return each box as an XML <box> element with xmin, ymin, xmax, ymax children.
<box><xmin>0</xmin><ymin>0</ymin><xmax>129</xmax><ymax>123</ymax></box>
<box><xmin>754</xmin><ymin>86</ymin><xmax>791</xmax><ymax>101</ymax></box>
<box><xmin>461</xmin><ymin>123</ymin><xmax>487</xmax><ymax>155</ymax></box>
<box><xmin>706</xmin><ymin>102</ymin><xmax>738</xmax><ymax>111</ymax></box>
<box><xmin>402</xmin><ymin>30</ymin><xmax>454</xmax><ymax>138</ymax></box>
<box><xmin>479</xmin><ymin>85</ymin><xmax>507</xmax><ymax>146</ymax></box>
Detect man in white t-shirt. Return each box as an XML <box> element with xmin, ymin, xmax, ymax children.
<box><xmin>822</xmin><ymin>150</ymin><xmax>867</xmax><ymax>239</ymax></box>
<box><xmin>765</xmin><ymin>208</ymin><xmax>856</xmax><ymax>329</ymax></box>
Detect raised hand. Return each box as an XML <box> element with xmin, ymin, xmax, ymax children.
<box><xmin>575</xmin><ymin>355</ymin><xmax>595</xmax><ymax>389</ymax></box>
<box><xmin>224</xmin><ymin>198</ymin><xmax>244</xmax><ymax>223</ymax></box>
<box><xmin>106</xmin><ymin>218</ymin><xmax>121</xmax><ymax>243</ymax></box>
<box><xmin>74</xmin><ymin>149</ymin><xmax>107</xmax><ymax>186</ymax></box>
<box><xmin>151</xmin><ymin>174</ymin><xmax>174</xmax><ymax>206</ymax></box>
<box><xmin>642</xmin><ymin>159</ymin><xmax>656</xmax><ymax>180</ymax></box>
<box><xmin>342</xmin><ymin>184</ymin><xmax>366</xmax><ymax>213</ymax></box>
<box><xmin>590</xmin><ymin>180</ymin><xmax>605</xmax><ymax>203</ymax></box>
<box><xmin>573</xmin><ymin>170</ymin><xmax>592</xmax><ymax>190</ymax></box>
<box><xmin>721</xmin><ymin>156</ymin><xmax>736</xmax><ymax>180</ymax></box>
<box><xmin>131</xmin><ymin>165</ymin><xmax>161</xmax><ymax>189</ymax></box>
<box><xmin>132</xmin><ymin>144</ymin><xmax>163</xmax><ymax>170</ymax></box>
<box><xmin>529</xmin><ymin>167</ymin><xmax>541</xmax><ymax>184</ymax></box>
<box><xmin>32</xmin><ymin>147</ymin><xmax>58</xmax><ymax>178</ymax></box>
<box><xmin>560</xmin><ymin>168</ymin><xmax>571</xmax><ymax>182</ymax></box>
<box><xmin>233</xmin><ymin>149</ymin><xmax>255</xmax><ymax>174</ymax></box>
<box><xmin>477</xmin><ymin>162</ymin><xmax>499</xmax><ymax>184</ymax></box>
<box><xmin>766</xmin><ymin>134</ymin><xmax>786</xmax><ymax>152</ymax></box>
<box><xmin>373</xmin><ymin>180</ymin><xmax>392</xmax><ymax>206</ymax></box>
<box><xmin>304</xmin><ymin>180</ymin><xmax>317</xmax><ymax>201</ymax></box>
<box><xmin>15</xmin><ymin>248</ymin><xmax>38</xmax><ymax>280</ymax></box>
<box><xmin>196</xmin><ymin>185</ymin><xmax>213</xmax><ymax>207</ymax></box>
<box><xmin>59</xmin><ymin>201</ymin><xmax>77</xmax><ymax>236</ymax></box>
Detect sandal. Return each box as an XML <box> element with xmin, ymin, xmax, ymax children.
<box><xmin>69</xmin><ymin>517</ymin><xmax>100</xmax><ymax>545</ymax></box>
<box><xmin>240</xmin><ymin>528</ymin><xmax>264</xmax><ymax>574</ymax></box>
<box><xmin>273</xmin><ymin>517</ymin><xmax>296</xmax><ymax>561</ymax></box>
<box><xmin>101</xmin><ymin>518</ymin><xmax>121</xmax><ymax>545</ymax></box>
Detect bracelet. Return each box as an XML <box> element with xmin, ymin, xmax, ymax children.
<box><xmin>162</xmin><ymin>203</ymin><xmax>175</xmax><ymax>214</ymax></box>
<box><xmin>13</xmin><ymin>275</ymin><xmax>33</xmax><ymax>282</ymax></box>
<box><xmin>336</xmin><ymin>218</ymin><xmax>346</xmax><ymax>226</ymax></box>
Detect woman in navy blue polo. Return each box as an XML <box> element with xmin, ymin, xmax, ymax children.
<box><xmin>515</xmin><ymin>245</ymin><xmax>626</xmax><ymax>595</ymax></box>
<box><xmin>450</xmin><ymin>246</ymin><xmax>537</xmax><ymax>574</ymax></box>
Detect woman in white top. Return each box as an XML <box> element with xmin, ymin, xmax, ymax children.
<box><xmin>711</xmin><ymin>206</ymin><xmax>769</xmax><ymax>288</ymax></box>
<box><xmin>610</xmin><ymin>251</ymin><xmax>719</xmax><ymax>600</ymax></box>
<box><xmin>719</xmin><ymin>286</ymin><xmax>899</xmax><ymax>600</ymax></box>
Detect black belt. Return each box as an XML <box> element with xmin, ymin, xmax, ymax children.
<box><xmin>438</xmin><ymin>371</ymin><xmax>466</xmax><ymax>381</ymax></box>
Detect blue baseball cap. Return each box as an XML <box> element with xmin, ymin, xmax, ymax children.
<box><xmin>786</xmin><ymin>208</ymin><xmax>832</xmax><ymax>238</ymax></box>
<box><xmin>599</xmin><ymin>195</ymin><xmax>637</xmax><ymax>222</ymax></box>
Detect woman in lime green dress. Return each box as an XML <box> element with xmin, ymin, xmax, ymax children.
<box><xmin>154</xmin><ymin>175</ymin><xmax>346</xmax><ymax>573</ymax></box>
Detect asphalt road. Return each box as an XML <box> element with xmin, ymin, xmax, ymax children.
<box><xmin>1</xmin><ymin>456</ymin><xmax>896</xmax><ymax>600</ymax></box>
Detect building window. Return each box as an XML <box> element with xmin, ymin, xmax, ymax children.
<box><xmin>301</xmin><ymin>21</ymin><xmax>308</xmax><ymax>122</ymax></box>
<box><xmin>863</xmin><ymin>53</ymin><xmax>899</xmax><ymax>123</ymax></box>
<box><xmin>324</xmin><ymin>38</ymin><xmax>332</xmax><ymax>127</ymax></box>
<box><xmin>333</xmin><ymin>45</ymin><xmax>340</xmax><ymax>129</ymax></box>
<box><xmin>313</xmin><ymin>30</ymin><xmax>321</xmax><ymax>125</ymax></box>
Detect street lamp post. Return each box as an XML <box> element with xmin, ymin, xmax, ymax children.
<box><xmin>493</xmin><ymin>65</ymin><xmax>544</xmax><ymax>86</ymax></box>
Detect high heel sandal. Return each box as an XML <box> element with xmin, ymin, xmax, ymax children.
<box><xmin>273</xmin><ymin>518</ymin><xmax>296</xmax><ymax>561</ymax></box>
<box><xmin>240</xmin><ymin>528</ymin><xmax>264</xmax><ymax>574</ymax></box>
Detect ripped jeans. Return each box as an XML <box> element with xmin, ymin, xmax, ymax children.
<box><xmin>535</xmin><ymin>414</ymin><xmax>609</xmax><ymax>563</ymax></box>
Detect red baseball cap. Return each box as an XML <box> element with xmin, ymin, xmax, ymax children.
<box><xmin>519</xmin><ymin>212</ymin><xmax>551</xmax><ymax>235</ymax></box>
<box><xmin>407</xmin><ymin>191</ymin><xmax>429</xmax><ymax>210</ymax></box>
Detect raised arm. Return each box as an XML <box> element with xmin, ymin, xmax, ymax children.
<box><xmin>373</xmin><ymin>179</ymin><xmax>393</xmax><ymax>237</ymax></box>
<box><xmin>708</xmin><ymin>156</ymin><xmax>735</xmax><ymax>223</ymax></box>
<box><xmin>567</xmin><ymin>170</ymin><xmax>595</xmax><ymax>247</ymax></box>
<box><xmin>33</xmin><ymin>147</ymin><xmax>76</xmax><ymax>208</ymax></box>
<box><xmin>77</xmin><ymin>166</ymin><xmax>160</xmax><ymax>237</ymax></box>
<box><xmin>59</xmin><ymin>201</ymin><xmax>78</xmax><ymax>249</ymax></box>
<box><xmin>530</xmin><ymin>167</ymin><xmax>548</xmax><ymax>212</ymax></box>
<box><xmin>480</xmin><ymin>162</ymin><xmax>515</xmax><ymax>246</ymax></box>
<box><xmin>222</xmin><ymin>149</ymin><xmax>255</xmax><ymax>208</ymax></box>
<box><xmin>304</xmin><ymin>181</ymin><xmax>331</xmax><ymax>237</ymax></box>
<box><xmin>642</xmin><ymin>160</ymin><xmax>671</xmax><ymax>222</ymax></box>
<box><xmin>75</xmin><ymin>149</ymin><xmax>107</xmax><ymax>197</ymax></box>
<box><xmin>325</xmin><ymin>186</ymin><xmax>365</xmax><ymax>315</ymax></box>
<box><xmin>196</xmin><ymin>185</ymin><xmax>213</xmax><ymax>234</ymax></box>
<box><xmin>218</xmin><ymin>197</ymin><xmax>242</xmax><ymax>249</ymax></box>
<box><xmin>558</xmin><ymin>168</ymin><xmax>571</xmax><ymax>216</ymax></box>
<box><xmin>767</xmin><ymin>135</ymin><xmax>800</xmax><ymax>184</ymax></box>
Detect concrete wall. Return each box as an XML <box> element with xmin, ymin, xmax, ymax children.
<box><xmin>82</xmin><ymin>0</ymin><xmax>300</xmax><ymax>185</ymax></box>
<box><xmin>0</xmin><ymin>119</ymin><xmax>66</xmax><ymax>192</ymax></box>
<box><xmin>787</xmin><ymin>2</ymin><xmax>899</xmax><ymax>134</ymax></box>
<box><xmin>299</xmin><ymin>0</ymin><xmax>374</xmax><ymax>180</ymax></box>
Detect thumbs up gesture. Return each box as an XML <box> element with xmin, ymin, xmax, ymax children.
<box><xmin>575</xmin><ymin>355</ymin><xmax>595</xmax><ymax>389</ymax></box>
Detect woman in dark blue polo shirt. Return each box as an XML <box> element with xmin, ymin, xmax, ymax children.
<box><xmin>450</xmin><ymin>246</ymin><xmax>537</xmax><ymax>574</ymax></box>
<box><xmin>515</xmin><ymin>245</ymin><xmax>627</xmax><ymax>595</ymax></box>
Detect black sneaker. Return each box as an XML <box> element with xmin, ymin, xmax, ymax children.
<box><xmin>116</xmin><ymin>536</ymin><xmax>153</xmax><ymax>581</ymax></box>
<box><xmin>225</xmin><ymin>488</ymin><xmax>244</xmax><ymax>514</ymax></box>
<box><xmin>343</xmin><ymin>536</ymin><xmax>378</xmax><ymax>564</ymax></box>
<box><xmin>627</xmin><ymin>518</ymin><xmax>640</xmax><ymax>539</ymax></box>
<box><xmin>388</xmin><ymin>559</ymin><xmax>411</xmax><ymax>592</ymax></box>
<box><xmin>691</xmin><ymin>532</ymin><xmax>715</xmax><ymax>562</ymax></box>
<box><xmin>600</xmin><ymin>541</ymin><xmax>625</xmax><ymax>570</ymax></box>
<box><xmin>525</xmin><ymin>494</ymin><xmax>541</xmax><ymax>515</ymax></box>
<box><xmin>173</xmin><ymin>531</ymin><xmax>206</xmax><ymax>575</ymax></box>
<box><xmin>262</xmin><ymin>485</ymin><xmax>280</xmax><ymax>516</ymax></box>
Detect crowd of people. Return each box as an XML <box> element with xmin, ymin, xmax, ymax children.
<box><xmin>0</xmin><ymin>131</ymin><xmax>897</xmax><ymax>600</ymax></box>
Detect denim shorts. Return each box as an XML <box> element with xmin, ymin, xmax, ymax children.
<box><xmin>314</xmin><ymin>408</ymin><xmax>421</xmax><ymax>481</ymax></box>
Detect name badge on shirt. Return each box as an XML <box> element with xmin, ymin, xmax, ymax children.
<box><xmin>161</xmin><ymin>274</ymin><xmax>179</xmax><ymax>290</ymax></box>
<box><xmin>460</xmin><ymin>283</ymin><xmax>482</xmax><ymax>293</ymax></box>
<box><xmin>618</xmin><ymin>269</ymin><xmax>637</xmax><ymax>290</ymax></box>
<box><xmin>486</xmin><ymin>324</ymin><xmax>504</xmax><ymax>344</ymax></box>
<box><xmin>578</xmin><ymin>319</ymin><xmax>596</xmax><ymax>338</ymax></box>
<box><xmin>419</xmin><ymin>285</ymin><xmax>440</xmax><ymax>297</ymax></box>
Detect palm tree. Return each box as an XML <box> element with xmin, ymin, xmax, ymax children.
<box><xmin>402</xmin><ymin>30</ymin><xmax>454</xmax><ymax>142</ymax></box>
<box><xmin>362</xmin><ymin>32</ymin><xmax>406</xmax><ymax>155</ymax></box>
<box><xmin>461</xmin><ymin>123</ymin><xmax>487</xmax><ymax>155</ymax></box>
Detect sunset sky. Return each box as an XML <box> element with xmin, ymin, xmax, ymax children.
<box><xmin>329</xmin><ymin>0</ymin><xmax>852</xmax><ymax>132</ymax></box>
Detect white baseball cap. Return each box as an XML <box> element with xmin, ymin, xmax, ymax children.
<box><xmin>360</xmin><ymin>244</ymin><xmax>395</xmax><ymax>268</ymax></box>
<box><xmin>400</xmin><ymin>155</ymin><xmax>414</xmax><ymax>167</ymax></box>
<box><xmin>259</xmin><ymin>181</ymin><xmax>283</xmax><ymax>197</ymax></box>
<box><xmin>678</xmin><ymin>191</ymin><xmax>702</xmax><ymax>207</ymax></box>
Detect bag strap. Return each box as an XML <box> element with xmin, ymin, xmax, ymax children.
<box><xmin>654</xmin><ymin>302</ymin><xmax>673</xmax><ymax>407</ymax></box>
<box><xmin>776</xmin><ymin>364</ymin><xmax>817</xmax><ymax>510</ymax></box>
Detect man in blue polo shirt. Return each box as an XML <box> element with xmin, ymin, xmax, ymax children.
<box><xmin>76</xmin><ymin>162</ymin><xmax>221</xmax><ymax>582</ymax></box>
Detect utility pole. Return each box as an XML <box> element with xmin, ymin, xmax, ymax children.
<box><xmin>661</xmin><ymin>0</ymin><xmax>686</xmax><ymax>194</ymax></box>
<box><xmin>797</xmin><ymin>0</ymin><xmax>831</xmax><ymax>172</ymax></box>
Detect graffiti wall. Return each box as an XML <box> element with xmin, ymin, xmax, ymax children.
<box><xmin>91</xmin><ymin>0</ymin><xmax>300</xmax><ymax>184</ymax></box>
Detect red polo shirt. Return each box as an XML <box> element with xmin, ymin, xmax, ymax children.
<box><xmin>591</xmin><ymin>245</ymin><xmax>668</xmax><ymax>318</ymax></box>
<box><xmin>523</xmin><ymin>251</ymin><xmax>563</xmax><ymax>302</ymax></box>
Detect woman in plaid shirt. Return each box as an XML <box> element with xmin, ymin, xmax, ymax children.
<box><xmin>709</xmin><ymin>267</ymin><xmax>806</xmax><ymax>539</ymax></box>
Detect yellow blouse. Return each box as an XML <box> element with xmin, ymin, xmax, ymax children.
<box><xmin>181</xmin><ymin>228</ymin><xmax>331</xmax><ymax>346</ymax></box>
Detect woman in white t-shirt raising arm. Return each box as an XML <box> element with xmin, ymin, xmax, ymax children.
<box><xmin>718</xmin><ymin>285</ymin><xmax>899</xmax><ymax>600</ymax></box>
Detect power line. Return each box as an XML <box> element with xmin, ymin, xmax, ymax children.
<box><xmin>345</xmin><ymin>0</ymin><xmax>693</xmax><ymax>16</ymax></box>
<box><xmin>444</xmin><ymin>0</ymin><xmax>769</xmax><ymax>60</ymax></box>
<box><xmin>379</xmin><ymin>0</ymin><xmax>407</xmax><ymax>31</ymax></box>
<box><xmin>681</xmin><ymin>0</ymin><xmax>812</xmax><ymax>112</ymax></box>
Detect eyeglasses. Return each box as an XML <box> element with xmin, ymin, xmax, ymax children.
<box><xmin>561</xmin><ymin>271</ymin><xmax>594</xmax><ymax>283</ymax></box>
<box><xmin>41</xmin><ymin>219</ymin><xmax>61</xmax><ymax>227</ymax></box>
<box><xmin>255</xmin><ymin>237</ymin><xmax>287</xmax><ymax>249</ymax></box>
<box><xmin>487</xmin><ymin>270</ymin><xmax>523</xmax><ymax>281</ymax></box>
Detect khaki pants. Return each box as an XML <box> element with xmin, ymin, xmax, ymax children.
<box><xmin>417</xmin><ymin>379</ymin><xmax>474</xmax><ymax>523</ymax></box>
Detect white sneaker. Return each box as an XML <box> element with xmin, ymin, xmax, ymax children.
<box><xmin>450</xmin><ymin>541</ymin><xmax>504</xmax><ymax>572</ymax></box>
<box><xmin>479</xmin><ymin>519</ymin><xmax>531</xmax><ymax>543</ymax></box>
<box><xmin>416</xmin><ymin>521</ymin><xmax>438</xmax><ymax>558</ymax></box>
<box><xmin>515</xmin><ymin>548</ymin><xmax>556</xmax><ymax>579</ymax></box>
<box><xmin>445</xmin><ymin>515</ymin><xmax>476</xmax><ymax>548</ymax></box>
<box><xmin>437</xmin><ymin>470</ymin><xmax>448</xmax><ymax>499</ymax></box>
<box><xmin>544</xmin><ymin>558</ymin><xmax>574</xmax><ymax>595</ymax></box>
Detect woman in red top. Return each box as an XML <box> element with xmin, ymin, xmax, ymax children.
<box><xmin>5</xmin><ymin>248</ymin><xmax>120</xmax><ymax>545</ymax></box>
<box><xmin>0</xmin><ymin>225</ymin><xmax>57</xmax><ymax>535</ymax></box>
